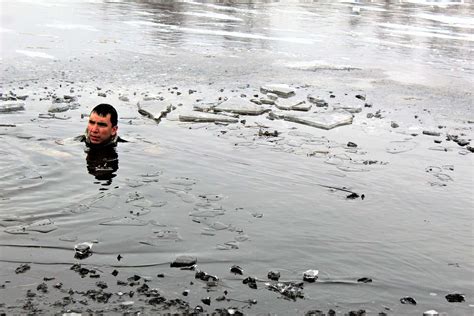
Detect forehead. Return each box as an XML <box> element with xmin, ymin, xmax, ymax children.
<box><xmin>90</xmin><ymin>112</ymin><xmax>112</xmax><ymax>124</ymax></box>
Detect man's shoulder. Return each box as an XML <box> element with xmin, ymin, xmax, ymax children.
<box><xmin>75</xmin><ymin>134</ymin><xmax>128</xmax><ymax>147</ymax></box>
<box><xmin>117</xmin><ymin>136</ymin><xmax>128</xmax><ymax>143</ymax></box>
<box><xmin>74</xmin><ymin>135</ymin><xmax>86</xmax><ymax>142</ymax></box>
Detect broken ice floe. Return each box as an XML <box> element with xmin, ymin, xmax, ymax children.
<box><xmin>425</xmin><ymin>165</ymin><xmax>454</xmax><ymax>183</ymax></box>
<box><xmin>275</xmin><ymin>100</ymin><xmax>312</xmax><ymax>111</ymax></box>
<box><xmin>4</xmin><ymin>219</ymin><xmax>58</xmax><ymax>234</ymax></box>
<box><xmin>137</xmin><ymin>100</ymin><xmax>173</xmax><ymax>123</ymax></box>
<box><xmin>48</xmin><ymin>102</ymin><xmax>80</xmax><ymax>113</ymax></box>
<box><xmin>169</xmin><ymin>177</ymin><xmax>197</xmax><ymax>186</ymax></box>
<box><xmin>269</xmin><ymin>109</ymin><xmax>353</xmax><ymax>130</ymax></box>
<box><xmin>140</xmin><ymin>230</ymin><xmax>183</xmax><ymax>245</ymax></box>
<box><xmin>165</xmin><ymin>187</ymin><xmax>197</xmax><ymax>203</ymax></box>
<box><xmin>260</xmin><ymin>84</ymin><xmax>296</xmax><ymax>98</ymax></box>
<box><xmin>386</xmin><ymin>140</ymin><xmax>418</xmax><ymax>154</ymax></box>
<box><xmin>189</xmin><ymin>209</ymin><xmax>225</xmax><ymax>218</ymax></box>
<box><xmin>129</xmin><ymin>208</ymin><xmax>151</xmax><ymax>216</ymax></box>
<box><xmin>179</xmin><ymin>111</ymin><xmax>239</xmax><ymax>123</ymax></box>
<box><xmin>99</xmin><ymin>217</ymin><xmax>149</xmax><ymax>226</ymax></box>
<box><xmin>333</xmin><ymin>104</ymin><xmax>362</xmax><ymax>113</ymax></box>
<box><xmin>0</xmin><ymin>102</ymin><xmax>25</xmax><ymax>113</ymax></box>
<box><xmin>214</xmin><ymin>97</ymin><xmax>270</xmax><ymax>115</ymax></box>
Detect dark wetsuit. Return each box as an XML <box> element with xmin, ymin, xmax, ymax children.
<box><xmin>75</xmin><ymin>133</ymin><xmax>127</xmax><ymax>150</ymax></box>
<box><xmin>76</xmin><ymin>133</ymin><xmax>127</xmax><ymax>182</ymax></box>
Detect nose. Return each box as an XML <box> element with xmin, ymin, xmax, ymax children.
<box><xmin>90</xmin><ymin>123</ymin><xmax>99</xmax><ymax>133</ymax></box>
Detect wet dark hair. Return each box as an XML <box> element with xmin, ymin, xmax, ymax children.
<box><xmin>91</xmin><ymin>103</ymin><xmax>118</xmax><ymax>127</ymax></box>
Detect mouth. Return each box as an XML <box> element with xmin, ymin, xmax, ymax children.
<box><xmin>89</xmin><ymin>136</ymin><xmax>100</xmax><ymax>143</ymax></box>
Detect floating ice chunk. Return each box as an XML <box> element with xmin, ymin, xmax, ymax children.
<box><xmin>214</xmin><ymin>97</ymin><xmax>270</xmax><ymax>115</ymax></box>
<box><xmin>68</xmin><ymin>204</ymin><xmax>90</xmax><ymax>214</ymax></box>
<box><xmin>333</xmin><ymin>105</ymin><xmax>362</xmax><ymax>113</ymax></box>
<box><xmin>337</xmin><ymin>165</ymin><xmax>369</xmax><ymax>172</ymax></box>
<box><xmin>129</xmin><ymin>208</ymin><xmax>151</xmax><ymax>216</ymax></box>
<box><xmin>155</xmin><ymin>229</ymin><xmax>182</xmax><ymax>240</ymax></box>
<box><xmin>140</xmin><ymin>170</ymin><xmax>163</xmax><ymax>178</ymax></box>
<box><xmin>434</xmin><ymin>173</ymin><xmax>453</xmax><ymax>182</ymax></box>
<box><xmin>100</xmin><ymin>217</ymin><xmax>148</xmax><ymax>226</ymax></box>
<box><xmin>216</xmin><ymin>241</ymin><xmax>239</xmax><ymax>250</ymax></box>
<box><xmin>4</xmin><ymin>227</ymin><xmax>28</xmax><ymax>234</ymax></box>
<box><xmin>59</xmin><ymin>236</ymin><xmax>78</xmax><ymax>242</ymax></box>
<box><xmin>170</xmin><ymin>255</ymin><xmax>197</xmax><ymax>268</ymax></box>
<box><xmin>386</xmin><ymin>140</ymin><xmax>418</xmax><ymax>154</ymax></box>
<box><xmin>165</xmin><ymin>187</ymin><xmax>196</xmax><ymax>203</ymax></box>
<box><xmin>270</xmin><ymin>110</ymin><xmax>353</xmax><ymax>130</ymax></box>
<box><xmin>325</xmin><ymin>157</ymin><xmax>344</xmax><ymax>165</ymax></box>
<box><xmin>193</xmin><ymin>102</ymin><xmax>217</xmax><ymax>112</ymax></box>
<box><xmin>201</xmin><ymin>229</ymin><xmax>216</xmax><ymax>236</ymax></box>
<box><xmin>199</xmin><ymin>194</ymin><xmax>224</xmax><ymax>201</ymax></box>
<box><xmin>179</xmin><ymin>111</ymin><xmax>239</xmax><ymax>123</ymax></box>
<box><xmin>137</xmin><ymin>100</ymin><xmax>172</xmax><ymax>122</ymax></box>
<box><xmin>152</xmin><ymin>201</ymin><xmax>167</xmax><ymax>207</ymax></box>
<box><xmin>275</xmin><ymin>100</ymin><xmax>312</xmax><ymax>111</ymax></box>
<box><xmin>4</xmin><ymin>219</ymin><xmax>58</xmax><ymax>234</ymax></box>
<box><xmin>169</xmin><ymin>177</ymin><xmax>197</xmax><ymax>186</ymax></box>
<box><xmin>425</xmin><ymin>166</ymin><xmax>442</xmax><ymax>173</ymax></box>
<box><xmin>48</xmin><ymin>103</ymin><xmax>71</xmax><ymax>113</ymax></box>
<box><xmin>428</xmin><ymin>146</ymin><xmax>450</xmax><ymax>152</ymax></box>
<box><xmin>126</xmin><ymin>191</ymin><xmax>144</xmax><ymax>203</ymax></box>
<box><xmin>189</xmin><ymin>209</ymin><xmax>225</xmax><ymax>217</ymax></box>
<box><xmin>26</xmin><ymin>219</ymin><xmax>58</xmax><ymax>232</ymax></box>
<box><xmin>130</xmin><ymin>198</ymin><xmax>153</xmax><ymax>208</ymax></box>
<box><xmin>260</xmin><ymin>84</ymin><xmax>295</xmax><ymax>98</ymax></box>
<box><xmin>0</xmin><ymin>102</ymin><xmax>25</xmax><ymax>113</ymax></box>
<box><xmin>235</xmin><ymin>234</ymin><xmax>249</xmax><ymax>242</ymax></box>
<box><xmin>307</xmin><ymin>95</ymin><xmax>328</xmax><ymax>107</ymax></box>
<box><xmin>140</xmin><ymin>230</ymin><xmax>182</xmax><ymax>245</ymax></box>
<box><xmin>209</xmin><ymin>221</ymin><xmax>228</xmax><ymax>230</ymax></box>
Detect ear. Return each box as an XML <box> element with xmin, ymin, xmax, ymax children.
<box><xmin>111</xmin><ymin>126</ymin><xmax>118</xmax><ymax>136</ymax></box>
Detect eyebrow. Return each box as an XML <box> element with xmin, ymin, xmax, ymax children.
<box><xmin>89</xmin><ymin>119</ymin><xmax>108</xmax><ymax>127</ymax></box>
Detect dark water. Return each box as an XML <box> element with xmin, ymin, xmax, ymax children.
<box><xmin>0</xmin><ymin>0</ymin><xmax>473</xmax><ymax>315</ymax></box>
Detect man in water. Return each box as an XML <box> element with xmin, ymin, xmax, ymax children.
<box><xmin>81</xmin><ymin>103</ymin><xmax>122</xmax><ymax>147</ymax></box>
<box><xmin>77</xmin><ymin>103</ymin><xmax>125</xmax><ymax>182</ymax></box>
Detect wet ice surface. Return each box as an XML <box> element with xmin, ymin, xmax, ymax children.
<box><xmin>0</xmin><ymin>0</ymin><xmax>473</xmax><ymax>315</ymax></box>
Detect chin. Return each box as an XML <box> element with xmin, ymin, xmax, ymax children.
<box><xmin>90</xmin><ymin>138</ymin><xmax>102</xmax><ymax>144</ymax></box>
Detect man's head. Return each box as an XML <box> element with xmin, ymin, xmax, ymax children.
<box><xmin>87</xmin><ymin>103</ymin><xmax>118</xmax><ymax>145</ymax></box>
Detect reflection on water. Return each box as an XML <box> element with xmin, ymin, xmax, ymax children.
<box><xmin>85</xmin><ymin>146</ymin><xmax>119</xmax><ymax>185</ymax></box>
<box><xmin>1</xmin><ymin>0</ymin><xmax>472</xmax><ymax>86</ymax></box>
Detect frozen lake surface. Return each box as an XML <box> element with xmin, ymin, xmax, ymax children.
<box><xmin>0</xmin><ymin>0</ymin><xmax>473</xmax><ymax>315</ymax></box>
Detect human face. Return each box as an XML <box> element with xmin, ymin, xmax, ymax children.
<box><xmin>87</xmin><ymin>112</ymin><xmax>117</xmax><ymax>145</ymax></box>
